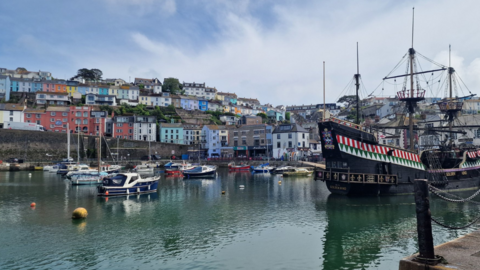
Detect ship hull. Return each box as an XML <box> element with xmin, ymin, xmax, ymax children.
<box><xmin>317</xmin><ymin>119</ymin><xmax>480</xmax><ymax>196</ymax></box>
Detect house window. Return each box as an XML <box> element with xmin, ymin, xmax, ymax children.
<box><xmin>242</xmin><ymin>138</ymin><xmax>247</xmax><ymax>145</ymax></box>
<box><xmin>50</xmin><ymin>118</ymin><xmax>54</xmax><ymax>122</ymax></box>
<box><xmin>51</xmin><ymin>112</ymin><xmax>56</xmax><ymax>116</ymax></box>
<box><xmin>62</xmin><ymin>118</ymin><xmax>67</xmax><ymax>122</ymax></box>
<box><xmin>277</xmin><ymin>134</ymin><xmax>280</xmax><ymax>139</ymax></box>
<box><xmin>288</xmin><ymin>133</ymin><xmax>292</xmax><ymax>139</ymax></box>
<box><xmin>62</xmin><ymin>112</ymin><xmax>68</xmax><ymax>116</ymax></box>
<box><xmin>36</xmin><ymin>114</ymin><xmax>41</xmax><ymax>118</ymax></box>
<box><xmin>165</xmin><ymin>130</ymin><xmax>168</xmax><ymax>133</ymax></box>
<box><xmin>277</xmin><ymin>142</ymin><xmax>281</xmax><ymax>148</ymax></box>
<box><xmin>83</xmin><ymin>119</ymin><xmax>88</xmax><ymax>124</ymax></box>
<box><xmin>26</xmin><ymin>113</ymin><xmax>31</xmax><ymax>118</ymax></box>
<box><xmin>288</xmin><ymin>141</ymin><xmax>292</xmax><ymax>148</ymax></box>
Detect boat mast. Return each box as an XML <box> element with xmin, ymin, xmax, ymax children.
<box><xmin>67</xmin><ymin>122</ymin><xmax>70</xmax><ymax>161</ymax></box>
<box><xmin>355</xmin><ymin>42</ymin><xmax>360</xmax><ymax>125</ymax></box>
<box><xmin>98</xmin><ymin>119</ymin><xmax>101</xmax><ymax>173</ymax></box>
<box><xmin>323</xmin><ymin>61</ymin><xmax>326</xmax><ymax>121</ymax></box>
<box><xmin>448</xmin><ymin>44</ymin><xmax>454</xmax><ymax>145</ymax></box>
<box><xmin>408</xmin><ymin>7</ymin><xmax>415</xmax><ymax>151</ymax></box>
<box><xmin>77</xmin><ymin>122</ymin><xmax>80</xmax><ymax>164</ymax></box>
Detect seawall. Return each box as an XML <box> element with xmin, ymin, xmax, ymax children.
<box><xmin>0</xmin><ymin>129</ymin><xmax>188</xmax><ymax>162</ymax></box>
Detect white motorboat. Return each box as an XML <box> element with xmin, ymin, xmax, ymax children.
<box><xmin>183</xmin><ymin>165</ymin><xmax>217</xmax><ymax>178</ymax></box>
<box><xmin>97</xmin><ymin>173</ymin><xmax>160</xmax><ymax>196</ymax></box>
<box><xmin>135</xmin><ymin>164</ymin><xmax>155</xmax><ymax>174</ymax></box>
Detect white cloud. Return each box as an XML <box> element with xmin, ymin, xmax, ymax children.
<box><xmin>44</xmin><ymin>0</ymin><xmax>480</xmax><ymax>106</ymax></box>
<box><xmin>103</xmin><ymin>0</ymin><xmax>176</xmax><ymax>15</ymax></box>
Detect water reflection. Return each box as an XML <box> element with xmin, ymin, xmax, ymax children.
<box><xmin>1</xmin><ymin>171</ymin><xmax>480</xmax><ymax>270</ymax></box>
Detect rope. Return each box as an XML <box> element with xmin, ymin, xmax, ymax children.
<box><xmin>431</xmin><ymin>215</ymin><xmax>480</xmax><ymax>230</ymax></box>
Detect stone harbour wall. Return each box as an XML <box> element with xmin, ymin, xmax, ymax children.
<box><xmin>0</xmin><ymin>129</ymin><xmax>189</xmax><ymax>162</ymax></box>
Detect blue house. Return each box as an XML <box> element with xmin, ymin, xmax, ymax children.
<box><xmin>198</xmin><ymin>98</ymin><xmax>208</xmax><ymax>111</ymax></box>
<box><xmin>77</xmin><ymin>85</ymin><xmax>88</xmax><ymax>95</ymax></box>
<box><xmin>99</xmin><ymin>86</ymin><xmax>109</xmax><ymax>95</ymax></box>
<box><xmin>0</xmin><ymin>75</ymin><xmax>11</xmax><ymax>101</ymax></box>
<box><xmin>31</xmin><ymin>81</ymin><xmax>43</xmax><ymax>92</ymax></box>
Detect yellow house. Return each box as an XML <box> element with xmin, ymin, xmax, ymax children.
<box><xmin>139</xmin><ymin>95</ymin><xmax>151</xmax><ymax>105</ymax></box>
<box><xmin>66</xmin><ymin>85</ymin><xmax>77</xmax><ymax>95</ymax></box>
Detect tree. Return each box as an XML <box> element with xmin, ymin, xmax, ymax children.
<box><xmin>71</xmin><ymin>68</ymin><xmax>103</xmax><ymax>82</ymax></box>
<box><xmin>285</xmin><ymin>112</ymin><xmax>291</xmax><ymax>121</ymax></box>
<box><xmin>257</xmin><ymin>112</ymin><xmax>267</xmax><ymax>123</ymax></box>
<box><xmin>337</xmin><ymin>95</ymin><xmax>357</xmax><ymax>110</ymax></box>
<box><xmin>162</xmin><ymin>78</ymin><xmax>182</xmax><ymax>94</ymax></box>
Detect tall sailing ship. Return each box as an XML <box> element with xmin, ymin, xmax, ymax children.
<box><xmin>315</xmin><ymin>17</ymin><xmax>480</xmax><ymax>195</ymax></box>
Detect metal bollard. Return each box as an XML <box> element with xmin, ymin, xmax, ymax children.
<box><xmin>413</xmin><ymin>179</ymin><xmax>438</xmax><ymax>265</ymax></box>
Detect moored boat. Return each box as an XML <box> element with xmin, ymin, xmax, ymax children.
<box><xmin>134</xmin><ymin>164</ymin><xmax>154</xmax><ymax>174</ymax></box>
<box><xmin>272</xmin><ymin>166</ymin><xmax>294</xmax><ymax>174</ymax></box>
<box><xmin>228</xmin><ymin>162</ymin><xmax>250</xmax><ymax>171</ymax></box>
<box><xmin>252</xmin><ymin>163</ymin><xmax>275</xmax><ymax>173</ymax></box>
<box><xmin>283</xmin><ymin>168</ymin><xmax>313</xmax><ymax>177</ymax></box>
<box><xmin>97</xmin><ymin>173</ymin><xmax>160</xmax><ymax>196</ymax></box>
<box><xmin>183</xmin><ymin>165</ymin><xmax>217</xmax><ymax>178</ymax></box>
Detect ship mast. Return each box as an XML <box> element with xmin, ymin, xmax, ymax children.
<box><xmin>408</xmin><ymin>8</ymin><xmax>416</xmax><ymax>151</ymax></box>
<box><xmin>354</xmin><ymin>42</ymin><xmax>360</xmax><ymax>125</ymax></box>
<box><xmin>448</xmin><ymin>45</ymin><xmax>454</xmax><ymax>145</ymax></box>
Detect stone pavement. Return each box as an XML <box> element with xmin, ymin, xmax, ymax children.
<box><xmin>399</xmin><ymin>229</ymin><xmax>480</xmax><ymax>270</ymax></box>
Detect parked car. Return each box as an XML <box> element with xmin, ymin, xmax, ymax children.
<box><xmin>151</xmin><ymin>155</ymin><xmax>162</xmax><ymax>160</ymax></box>
<box><xmin>6</xmin><ymin>158</ymin><xmax>23</xmax><ymax>163</ymax></box>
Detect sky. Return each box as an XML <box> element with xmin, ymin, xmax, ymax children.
<box><xmin>1</xmin><ymin>0</ymin><xmax>480</xmax><ymax>107</ymax></box>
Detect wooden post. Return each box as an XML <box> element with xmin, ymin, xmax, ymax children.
<box><xmin>414</xmin><ymin>179</ymin><xmax>436</xmax><ymax>263</ymax></box>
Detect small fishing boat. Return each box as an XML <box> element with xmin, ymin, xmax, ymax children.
<box><xmin>282</xmin><ymin>168</ymin><xmax>313</xmax><ymax>177</ymax></box>
<box><xmin>183</xmin><ymin>165</ymin><xmax>217</xmax><ymax>178</ymax></box>
<box><xmin>97</xmin><ymin>173</ymin><xmax>160</xmax><ymax>196</ymax></box>
<box><xmin>252</xmin><ymin>163</ymin><xmax>275</xmax><ymax>173</ymax></box>
<box><xmin>65</xmin><ymin>164</ymin><xmax>93</xmax><ymax>179</ymax></box>
<box><xmin>71</xmin><ymin>174</ymin><xmax>107</xmax><ymax>185</ymax></box>
<box><xmin>134</xmin><ymin>164</ymin><xmax>154</xmax><ymax>174</ymax></box>
<box><xmin>100</xmin><ymin>164</ymin><xmax>121</xmax><ymax>173</ymax></box>
<box><xmin>48</xmin><ymin>164</ymin><xmax>60</xmax><ymax>173</ymax></box>
<box><xmin>164</xmin><ymin>161</ymin><xmax>191</xmax><ymax>169</ymax></box>
<box><xmin>272</xmin><ymin>166</ymin><xmax>294</xmax><ymax>174</ymax></box>
<box><xmin>57</xmin><ymin>163</ymin><xmax>77</xmax><ymax>175</ymax></box>
<box><xmin>43</xmin><ymin>165</ymin><xmax>53</xmax><ymax>171</ymax></box>
<box><xmin>228</xmin><ymin>162</ymin><xmax>250</xmax><ymax>171</ymax></box>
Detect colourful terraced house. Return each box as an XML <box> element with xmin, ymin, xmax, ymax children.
<box><xmin>66</xmin><ymin>81</ymin><xmax>79</xmax><ymax>95</ymax></box>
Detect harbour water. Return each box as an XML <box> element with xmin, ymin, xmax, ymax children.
<box><xmin>1</xmin><ymin>170</ymin><xmax>479</xmax><ymax>269</ymax></box>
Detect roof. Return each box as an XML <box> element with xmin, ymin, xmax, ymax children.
<box><xmin>273</xmin><ymin>123</ymin><xmax>307</xmax><ymax>133</ymax></box>
<box><xmin>160</xmin><ymin>123</ymin><xmax>183</xmax><ymax>128</ymax></box>
<box><xmin>24</xmin><ymin>108</ymin><xmax>46</xmax><ymax>113</ymax></box>
<box><xmin>46</xmin><ymin>107</ymin><xmax>70</xmax><ymax>112</ymax></box>
<box><xmin>1</xmin><ymin>104</ymin><xmax>25</xmax><ymax>111</ymax></box>
<box><xmin>36</xmin><ymin>91</ymin><xmax>69</xmax><ymax>96</ymax></box>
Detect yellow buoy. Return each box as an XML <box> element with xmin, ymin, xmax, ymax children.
<box><xmin>222</xmin><ymin>191</ymin><xmax>226</xmax><ymax>195</ymax></box>
<box><xmin>72</xmin><ymin>207</ymin><xmax>88</xmax><ymax>219</ymax></box>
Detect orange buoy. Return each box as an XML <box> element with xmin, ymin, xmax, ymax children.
<box><xmin>105</xmin><ymin>191</ymin><xmax>109</xmax><ymax>195</ymax></box>
<box><xmin>30</xmin><ymin>202</ymin><xmax>36</xmax><ymax>207</ymax></box>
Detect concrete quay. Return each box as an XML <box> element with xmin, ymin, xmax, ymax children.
<box><xmin>399</xmin><ymin>229</ymin><xmax>480</xmax><ymax>270</ymax></box>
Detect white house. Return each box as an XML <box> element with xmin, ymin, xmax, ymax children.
<box><xmin>0</xmin><ymin>103</ymin><xmax>25</xmax><ymax>125</ymax></box>
<box><xmin>202</xmin><ymin>125</ymin><xmax>225</xmax><ymax>157</ymax></box>
<box><xmin>183</xmin><ymin>82</ymin><xmax>206</xmax><ymax>98</ymax></box>
<box><xmin>272</xmin><ymin>123</ymin><xmax>310</xmax><ymax>160</ymax></box>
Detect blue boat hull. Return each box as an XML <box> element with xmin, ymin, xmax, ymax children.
<box><xmin>98</xmin><ymin>181</ymin><xmax>159</xmax><ymax>196</ymax></box>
